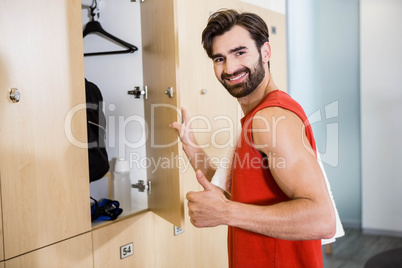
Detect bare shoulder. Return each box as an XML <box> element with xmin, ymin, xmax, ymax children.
<box><xmin>252</xmin><ymin>107</ymin><xmax>307</xmax><ymax>152</ymax></box>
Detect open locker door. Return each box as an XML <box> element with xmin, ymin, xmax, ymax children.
<box><xmin>140</xmin><ymin>0</ymin><xmax>184</xmax><ymax>228</ymax></box>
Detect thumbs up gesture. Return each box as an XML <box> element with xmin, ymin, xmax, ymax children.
<box><xmin>186</xmin><ymin>170</ymin><xmax>230</xmax><ymax>228</ymax></box>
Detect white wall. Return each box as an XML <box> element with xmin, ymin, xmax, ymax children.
<box><xmin>361</xmin><ymin>0</ymin><xmax>402</xmax><ymax>234</ymax></box>
<box><xmin>287</xmin><ymin>0</ymin><xmax>361</xmax><ymax>227</ymax></box>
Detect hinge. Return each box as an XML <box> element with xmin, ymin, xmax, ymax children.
<box><xmin>132</xmin><ymin>180</ymin><xmax>151</xmax><ymax>195</ymax></box>
<box><xmin>128</xmin><ymin>86</ymin><xmax>148</xmax><ymax>100</ymax></box>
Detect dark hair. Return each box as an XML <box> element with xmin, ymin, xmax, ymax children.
<box><xmin>202</xmin><ymin>9</ymin><xmax>269</xmax><ymax>59</ymax></box>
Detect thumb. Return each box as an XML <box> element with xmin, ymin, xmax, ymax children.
<box><xmin>196</xmin><ymin>170</ymin><xmax>213</xmax><ymax>191</ymax></box>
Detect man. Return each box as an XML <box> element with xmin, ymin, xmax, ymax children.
<box><xmin>170</xmin><ymin>9</ymin><xmax>336</xmax><ymax>267</ymax></box>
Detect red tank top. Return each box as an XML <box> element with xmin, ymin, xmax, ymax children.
<box><xmin>228</xmin><ymin>90</ymin><xmax>323</xmax><ymax>268</ymax></box>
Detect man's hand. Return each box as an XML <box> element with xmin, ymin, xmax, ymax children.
<box><xmin>170</xmin><ymin>108</ymin><xmax>217</xmax><ymax>179</ymax></box>
<box><xmin>169</xmin><ymin>107</ymin><xmax>197</xmax><ymax>149</ymax></box>
<box><xmin>186</xmin><ymin>170</ymin><xmax>229</xmax><ymax>228</ymax></box>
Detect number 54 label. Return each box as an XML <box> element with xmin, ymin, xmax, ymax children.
<box><xmin>120</xmin><ymin>242</ymin><xmax>134</xmax><ymax>259</ymax></box>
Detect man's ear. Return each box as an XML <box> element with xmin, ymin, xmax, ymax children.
<box><xmin>261</xmin><ymin>42</ymin><xmax>271</xmax><ymax>64</ymax></box>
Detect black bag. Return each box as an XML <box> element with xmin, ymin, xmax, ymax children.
<box><xmin>85</xmin><ymin>79</ymin><xmax>110</xmax><ymax>182</ymax></box>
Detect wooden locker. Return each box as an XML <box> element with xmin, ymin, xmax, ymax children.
<box><xmin>0</xmin><ymin>0</ymin><xmax>91</xmax><ymax>259</ymax></box>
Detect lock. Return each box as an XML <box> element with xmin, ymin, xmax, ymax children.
<box><xmin>164</xmin><ymin>87</ymin><xmax>174</xmax><ymax>98</ymax></box>
<box><xmin>9</xmin><ymin>88</ymin><xmax>21</xmax><ymax>103</ymax></box>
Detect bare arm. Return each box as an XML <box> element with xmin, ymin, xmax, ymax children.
<box><xmin>186</xmin><ymin>107</ymin><xmax>336</xmax><ymax>240</ymax></box>
<box><xmin>169</xmin><ymin>107</ymin><xmax>216</xmax><ymax>180</ymax></box>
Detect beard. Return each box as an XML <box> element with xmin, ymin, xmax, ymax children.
<box><xmin>220</xmin><ymin>54</ymin><xmax>265</xmax><ymax>98</ymax></box>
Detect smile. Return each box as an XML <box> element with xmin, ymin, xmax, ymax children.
<box><xmin>229</xmin><ymin>72</ymin><xmax>247</xmax><ymax>81</ymax></box>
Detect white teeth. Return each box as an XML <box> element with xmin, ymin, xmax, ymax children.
<box><xmin>229</xmin><ymin>73</ymin><xmax>246</xmax><ymax>81</ymax></box>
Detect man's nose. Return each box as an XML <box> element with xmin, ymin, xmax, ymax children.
<box><xmin>224</xmin><ymin>58</ymin><xmax>239</xmax><ymax>75</ymax></box>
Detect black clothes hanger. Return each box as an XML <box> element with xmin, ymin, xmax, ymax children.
<box><xmin>83</xmin><ymin>22</ymin><xmax>138</xmax><ymax>56</ymax></box>
<box><xmin>83</xmin><ymin>0</ymin><xmax>138</xmax><ymax>57</ymax></box>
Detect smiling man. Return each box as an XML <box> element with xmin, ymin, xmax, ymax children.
<box><xmin>211</xmin><ymin>29</ymin><xmax>265</xmax><ymax>99</ymax></box>
<box><xmin>170</xmin><ymin>9</ymin><xmax>336</xmax><ymax>268</ymax></box>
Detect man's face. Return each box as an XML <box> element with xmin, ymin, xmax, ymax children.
<box><xmin>211</xmin><ymin>25</ymin><xmax>265</xmax><ymax>98</ymax></box>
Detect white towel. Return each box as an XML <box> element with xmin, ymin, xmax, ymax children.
<box><xmin>211</xmin><ymin>151</ymin><xmax>344</xmax><ymax>244</ymax></box>
<box><xmin>317</xmin><ymin>152</ymin><xmax>345</xmax><ymax>245</ymax></box>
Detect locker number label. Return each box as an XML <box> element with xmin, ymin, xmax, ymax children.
<box><xmin>120</xmin><ymin>242</ymin><xmax>134</xmax><ymax>259</ymax></box>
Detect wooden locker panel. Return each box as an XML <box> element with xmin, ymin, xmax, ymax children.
<box><xmin>0</xmin><ymin>195</ymin><xmax>3</xmax><ymax>261</ymax></box>
<box><xmin>141</xmin><ymin>0</ymin><xmax>184</xmax><ymax>228</ymax></box>
<box><xmin>0</xmin><ymin>0</ymin><xmax>91</xmax><ymax>258</ymax></box>
<box><xmin>92</xmin><ymin>211</ymin><xmax>155</xmax><ymax>268</ymax></box>
<box><xmin>5</xmin><ymin>233</ymin><xmax>93</xmax><ymax>268</ymax></box>
<box><xmin>150</xmin><ymin>153</ymin><xmax>204</xmax><ymax>268</ymax></box>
